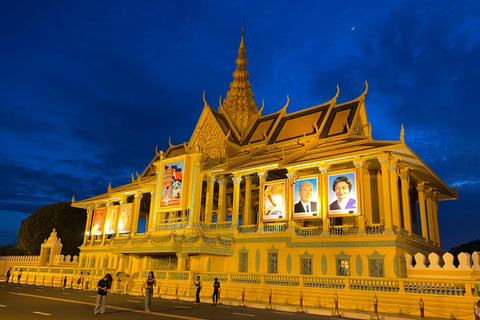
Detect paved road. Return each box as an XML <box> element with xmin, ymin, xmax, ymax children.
<box><xmin>0</xmin><ymin>283</ymin><xmax>358</xmax><ymax>320</ymax></box>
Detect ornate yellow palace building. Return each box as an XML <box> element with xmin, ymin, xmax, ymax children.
<box><xmin>61</xmin><ymin>27</ymin><xmax>478</xmax><ymax>318</ymax></box>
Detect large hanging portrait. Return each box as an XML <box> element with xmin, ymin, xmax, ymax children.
<box><xmin>292</xmin><ymin>176</ymin><xmax>320</xmax><ymax>219</ymax></box>
<box><xmin>327</xmin><ymin>171</ymin><xmax>359</xmax><ymax>216</ymax></box>
<box><xmin>91</xmin><ymin>208</ymin><xmax>105</xmax><ymax>235</ymax></box>
<box><xmin>117</xmin><ymin>203</ymin><xmax>133</xmax><ymax>233</ymax></box>
<box><xmin>261</xmin><ymin>180</ymin><xmax>287</xmax><ymax>222</ymax></box>
<box><xmin>103</xmin><ymin>206</ymin><xmax>118</xmax><ymax>235</ymax></box>
<box><xmin>160</xmin><ymin>156</ymin><xmax>185</xmax><ymax>209</ymax></box>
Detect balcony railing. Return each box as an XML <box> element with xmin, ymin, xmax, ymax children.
<box><xmin>238</xmin><ymin>224</ymin><xmax>258</xmax><ymax>234</ymax></box>
<box><xmin>365</xmin><ymin>220</ymin><xmax>386</xmax><ymax>235</ymax></box>
<box><xmin>295</xmin><ymin>226</ymin><xmax>323</xmax><ymax>237</ymax></box>
<box><xmin>264</xmin><ymin>223</ymin><xmax>288</xmax><ymax>233</ymax></box>
<box><xmin>329</xmin><ymin>221</ymin><xmax>358</xmax><ymax>236</ymax></box>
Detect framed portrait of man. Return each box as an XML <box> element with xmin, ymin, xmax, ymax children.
<box><xmin>261</xmin><ymin>180</ymin><xmax>287</xmax><ymax>222</ymax></box>
<box><xmin>159</xmin><ymin>156</ymin><xmax>185</xmax><ymax>209</ymax></box>
<box><xmin>292</xmin><ymin>176</ymin><xmax>320</xmax><ymax>219</ymax></box>
<box><xmin>327</xmin><ymin>171</ymin><xmax>360</xmax><ymax>216</ymax></box>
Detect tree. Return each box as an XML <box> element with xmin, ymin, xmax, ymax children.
<box><xmin>0</xmin><ymin>245</ymin><xmax>26</xmax><ymax>256</ymax></box>
<box><xmin>449</xmin><ymin>239</ymin><xmax>480</xmax><ymax>256</ymax></box>
<box><xmin>17</xmin><ymin>202</ymin><xmax>86</xmax><ymax>256</ymax></box>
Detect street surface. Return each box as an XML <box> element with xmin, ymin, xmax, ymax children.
<box><xmin>0</xmin><ymin>282</ymin><xmax>359</xmax><ymax>320</ymax></box>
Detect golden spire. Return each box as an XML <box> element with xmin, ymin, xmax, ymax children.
<box><xmin>222</xmin><ymin>21</ymin><xmax>258</xmax><ymax>137</ymax></box>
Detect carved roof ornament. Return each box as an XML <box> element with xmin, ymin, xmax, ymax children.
<box><xmin>221</xmin><ymin>21</ymin><xmax>258</xmax><ymax>138</ymax></box>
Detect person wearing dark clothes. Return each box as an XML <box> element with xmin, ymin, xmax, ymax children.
<box><xmin>94</xmin><ymin>274</ymin><xmax>112</xmax><ymax>315</ymax></box>
<box><xmin>144</xmin><ymin>271</ymin><xmax>156</xmax><ymax>312</ymax></box>
<box><xmin>193</xmin><ymin>276</ymin><xmax>202</xmax><ymax>304</ymax></box>
<box><xmin>63</xmin><ymin>276</ymin><xmax>67</xmax><ymax>290</ymax></box>
<box><xmin>5</xmin><ymin>268</ymin><xmax>11</xmax><ymax>283</ymax></box>
<box><xmin>212</xmin><ymin>278</ymin><xmax>220</xmax><ymax>305</ymax></box>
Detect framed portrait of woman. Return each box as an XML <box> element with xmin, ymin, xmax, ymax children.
<box><xmin>327</xmin><ymin>171</ymin><xmax>360</xmax><ymax>217</ymax></box>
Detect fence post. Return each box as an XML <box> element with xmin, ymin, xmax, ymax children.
<box><xmin>474</xmin><ymin>300</ymin><xmax>479</xmax><ymax>320</ymax></box>
<box><xmin>372</xmin><ymin>295</ymin><xmax>379</xmax><ymax>320</ymax></box>
<box><xmin>266</xmin><ymin>288</ymin><xmax>272</xmax><ymax>310</ymax></box>
<box><xmin>174</xmin><ymin>283</ymin><xmax>179</xmax><ymax>300</ymax></box>
<box><xmin>240</xmin><ymin>287</ymin><xmax>246</xmax><ymax>307</ymax></box>
<box><xmin>419</xmin><ymin>298</ymin><xmax>425</xmax><ymax>320</ymax></box>
<box><xmin>297</xmin><ymin>290</ymin><xmax>305</xmax><ymax>313</ymax></box>
<box><xmin>333</xmin><ymin>292</ymin><xmax>341</xmax><ymax>317</ymax></box>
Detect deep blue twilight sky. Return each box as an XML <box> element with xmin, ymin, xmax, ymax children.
<box><xmin>1</xmin><ymin>0</ymin><xmax>479</xmax><ymax>252</ymax></box>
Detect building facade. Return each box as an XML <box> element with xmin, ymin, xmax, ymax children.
<box><xmin>66</xmin><ymin>27</ymin><xmax>471</xmax><ymax>317</ymax></box>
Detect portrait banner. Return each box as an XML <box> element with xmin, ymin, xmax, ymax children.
<box><xmin>292</xmin><ymin>176</ymin><xmax>320</xmax><ymax>219</ymax></box>
<box><xmin>91</xmin><ymin>208</ymin><xmax>105</xmax><ymax>235</ymax></box>
<box><xmin>117</xmin><ymin>203</ymin><xmax>133</xmax><ymax>233</ymax></box>
<box><xmin>160</xmin><ymin>157</ymin><xmax>184</xmax><ymax>208</ymax></box>
<box><xmin>261</xmin><ymin>180</ymin><xmax>287</xmax><ymax>222</ymax></box>
<box><xmin>327</xmin><ymin>171</ymin><xmax>359</xmax><ymax>216</ymax></box>
<box><xmin>103</xmin><ymin>206</ymin><xmax>119</xmax><ymax>234</ymax></box>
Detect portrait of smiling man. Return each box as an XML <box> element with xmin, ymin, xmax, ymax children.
<box><xmin>294</xmin><ymin>180</ymin><xmax>318</xmax><ymax>214</ymax></box>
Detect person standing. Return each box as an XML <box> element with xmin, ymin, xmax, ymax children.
<box><xmin>76</xmin><ymin>272</ymin><xmax>84</xmax><ymax>289</ymax></box>
<box><xmin>144</xmin><ymin>271</ymin><xmax>156</xmax><ymax>313</ymax></box>
<box><xmin>212</xmin><ymin>278</ymin><xmax>220</xmax><ymax>305</ymax></box>
<box><xmin>94</xmin><ymin>274</ymin><xmax>112</xmax><ymax>315</ymax></box>
<box><xmin>17</xmin><ymin>268</ymin><xmax>23</xmax><ymax>283</ymax></box>
<box><xmin>5</xmin><ymin>267</ymin><xmax>11</xmax><ymax>283</ymax></box>
<box><xmin>193</xmin><ymin>276</ymin><xmax>202</xmax><ymax>304</ymax></box>
<box><xmin>63</xmin><ymin>276</ymin><xmax>67</xmax><ymax>290</ymax></box>
<box><xmin>84</xmin><ymin>272</ymin><xmax>90</xmax><ymax>291</ymax></box>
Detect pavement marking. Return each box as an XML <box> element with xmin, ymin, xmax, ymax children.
<box><xmin>0</xmin><ymin>305</ymin><xmax>6</xmax><ymax>307</ymax></box>
<box><xmin>61</xmin><ymin>292</ymin><xmax>71</xmax><ymax>295</ymax></box>
<box><xmin>174</xmin><ymin>306</ymin><xmax>191</xmax><ymax>309</ymax></box>
<box><xmin>10</xmin><ymin>292</ymin><xmax>207</xmax><ymax>320</ymax></box>
<box><xmin>232</xmin><ymin>313</ymin><xmax>255</xmax><ymax>317</ymax></box>
<box><xmin>15</xmin><ymin>287</ymin><xmax>22</xmax><ymax>289</ymax></box>
<box><xmin>127</xmin><ymin>300</ymin><xmax>142</xmax><ymax>303</ymax></box>
<box><xmin>274</xmin><ymin>311</ymin><xmax>293</xmax><ymax>315</ymax></box>
<box><xmin>89</xmin><ymin>296</ymin><xmax>97</xmax><ymax>298</ymax></box>
<box><xmin>33</xmin><ymin>311</ymin><xmax>52</xmax><ymax>316</ymax></box>
<box><xmin>36</xmin><ymin>289</ymin><xmax>45</xmax><ymax>291</ymax></box>
<box><xmin>218</xmin><ymin>305</ymin><xmax>231</xmax><ymax>308</ymax></box>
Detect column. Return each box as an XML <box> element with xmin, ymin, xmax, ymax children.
<box><xmin>147</xmin><ymin>191</ymin><xmax>155</xmax><ymax>232</ymax></box>
<box><xmin>102</xmin><ymin>201</ymin><xmax>112</xmax><ymax>243</ymax></box>
<box><xmin>425</xmin><ymin>189</ymin><xmax>436</xmax><ymax>244</ymax></box>
<box><xmin>257</xmin><ymin>171</ymin><xmax>268</xmax><ymax>229</ymax></box>
<box><xmin>83</xmin><ymin>205</ymin><xmax>94</xmax><ymax>245</ymax></box>
<box><xmin>363</xmin><ymin>171</ymin><xmax>373</xmax><ymax>225</ymax></box>
<box><xmin>433</xmin><ymin>192</ymin><xmax>441</xmax><ymax>247</ymax></box>
<box><xmin>244</xmin><ymin>175</ymin><xmax>252</xmax><ymax>225</ymax></box>
<box><xmin>286</xmin><ymin>170</ymin><xmax>297</xmax><ymax>225</ymax></box>
<box><xmin>217</xmin><ymin>178</ymin><xmax>227</xmax><ymax>222</ymax></box>
<box><xmin>116</xmin><ymin>199</ymin><xmax>127</xmax><ymax>238</ymax></box>
<box><xmin>416</xmin><ymin>183</ymin><xmax>429</xmax><ymax>240</ymax></box>
<box><xmin>190</xmin><ymin>153</ymin><xmax>209</xmax><ymax>227</ymax></box>
<box><xmin>204</xmin><ymin>176</ymin><xmax>216</xmax><ymax>224</ymax></box>
<box><xmin>353</xmin><ymin>159</ymin><xmax>366</xmax><ymax>231</ymax></box>
<box><xmin>376</xmin><ymin>171</ymin><xmax>384</xmax><ymax>223</ymax></box>
<box><xmin>176</xmin><ymin>253</ymin><xmax>188</xmax><ymax>271</ymax></box>
<box><xmin>232</xmin><ymin>175</ymin><xmax>243</xmax><ymax>229</ymax></box>
<box><xmin>399</xmin><ymin>169</ymin><xmax>412</xmax><ymax>234</ymax></box>
<box><xmin>131</xmin><ymin>193</ymin><xmax>143</xmax><ymax>236</ymax></box>
<box><xmin>318</xmin><ymin>166</ymin><xmax>330</xmax><ymax>232</ymax></box>
<box><xmin>389</xmin><ymin>161</ymin><xmax>401</xmax><ymax>229</ymax></box>
<box><xmin>378</xmin><ymin>156</ymin><xmax>393</xmax><ymax>229</ymax></box>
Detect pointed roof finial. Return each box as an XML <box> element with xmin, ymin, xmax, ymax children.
<box><xmin>221</xmin><ymin>19</ymin><xmax>258</xmax><ymax>137</ymax></box>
